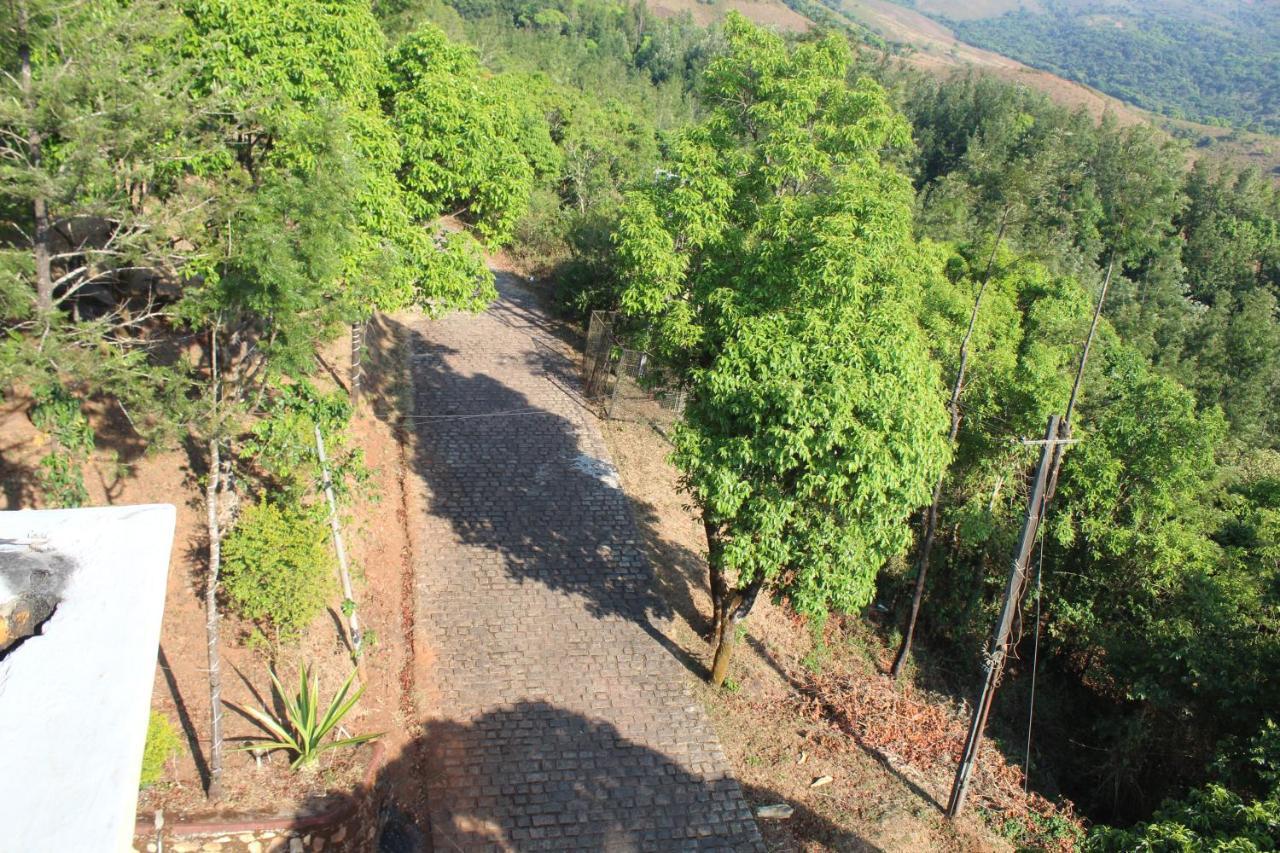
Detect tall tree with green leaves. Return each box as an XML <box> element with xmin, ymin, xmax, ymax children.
<box><xmin>384</xmin><ymin>23</ymin><xmax>537</xmax><ymax>245</ymax></box>
<box><xmin>180</xmin><ymin>0</ymin><xmax>496</xmax><ymax>797</ymax></box>
<box><xmin>614</xmin><ymin>15</ymin><xmax>950</xmax><ymax>686</ymax></box>
<box><xmin>0</xmin><ymin>0</ymin><xmax>210</xmax><ymax>503</ymax></box>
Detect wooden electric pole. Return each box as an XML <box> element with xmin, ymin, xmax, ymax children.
<box><xmin>946</xmin><ymin>414</ymin><xmax>1067</xmax><ymax>817</ymax></box>
<box><xmin>945</xmin><ymin>250</ymin><xmax>1114</xmax><ymax>816</ymax></box>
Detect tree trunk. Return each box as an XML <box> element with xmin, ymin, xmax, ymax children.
<box><xmin>709</xmin><ymin>606</ymin><xmax>738</xmax><ymax>687</ymax></box>
<box><xmin>890</xmin><ymin>476</ymin><xmax>945</xmax><ymax>678</ymax></box>
<box><xmin>891</xmin><ymin>215</ymin><xmax>1009</xmax><ymax>679</ymax></box>
<box><xmin>15</xmin><ymin>2</ymin><xmax>52</xmax><ymax>312</ymax></box>
<box><xmin>203</xmin><ymin>323</ymin><xmax>225</xmax><ymax>801</ymax></box>
<box><xmin>1064</xmin><ymin>254</ymin><xmax>1115</xmax><ymax>427</ymax></box>
<box><xmin>709</xmin><ymin>576</ymin><xmax>763</xmax><ymax>687</ymax></box>
<box><xmin>204</xmin><ymin>437</ymin><xmax>225</xmax><ymax>801</ymax></box>
<box><xmin>704</xmin><ymin>518</ymin><xmax>728</xmax><ymax>642</ymax></box>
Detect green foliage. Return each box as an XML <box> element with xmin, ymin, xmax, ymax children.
<box><xmin>185</xmin><ymin>0</ymin><xmax>495</xmax><ymax>325</ymax></box>
<box><xmin>28</xmin><ymin>382</ymin><xmax>93</xmax><ymax>507</ymax></box>
<box><xmin>221</xmin><ymin>499</ymin><xmax>333</xmax><ymax>640</ymax></box>
<box><xmin>234</xmin><ymin>665</ymin><xmax>380</xmax><ymax>769</ymax></box>
<box><xmin>140</xmin><ymin>711</ymin><xmax>184</xmax><ymax>789</ymax></box>
<box><xmin>1087</xmin><ymin>779</ymin><xmax>1280</xmax><ymax>851</ymax></box>
<box><xmin>385</xmin><ymin>24</ymin><xmax>536</xmax><ymax>244</ymax></box>
<box><xmin>893</xmin><ymin>59</ymin><xmax>1280</xmax><ymax>821</ymax></box>
<box><xmin>241</xmin><ymin>380</ymin><xmax>365</xmax><ymax>501</ymax></box>
<box><xmin>615</xmin><ymin>16</ymin><xmax>949</xmax><ymax>621</ymax></box>
<box><xmin>0</xmin><ymin>0</ymin><xmax>204</xmax><ymax>448</ymax></box>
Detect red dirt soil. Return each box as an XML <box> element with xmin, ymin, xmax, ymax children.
<box><xmin>0</xmin><ymin>319</ymin><xmax>423</xmax><ymax>820</ymax></box>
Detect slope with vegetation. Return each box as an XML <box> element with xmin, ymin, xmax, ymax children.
<box><xmin>921</xmin><ymin>0</ymin><xmax>1280</xmax><ymax>133</ymax></box>
<box><xmin>828</xmin><ymin>0</ymin><xmax>1280</xmax><ymax>178</ymax></box>
<box><xmin>2</xmin><ymin>0</ymin><xmax>1278</xmax><ymax>848</ymax></box>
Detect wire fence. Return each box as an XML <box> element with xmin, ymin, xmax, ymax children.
<box><xmin>581</xmin><ymin>310</ymin><xmax>686</xmax><ymax>427</ymax></box>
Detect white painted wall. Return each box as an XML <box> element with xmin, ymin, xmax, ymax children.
<box><xmin>0</xmin><ymin>505</ymin><xmax>176</xmax><ymax>852</ymax></box>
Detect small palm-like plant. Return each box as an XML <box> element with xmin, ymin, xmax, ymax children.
<box><xmin>234</xmin><ymin>665</ymin><xmax>380</xmax><ymax>769</ymax></box>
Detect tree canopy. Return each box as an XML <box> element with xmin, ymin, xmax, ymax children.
<box><xmin>615</xmin><ymin>14</ymin><xmax>950</xmax><ymax>683</ymax></box>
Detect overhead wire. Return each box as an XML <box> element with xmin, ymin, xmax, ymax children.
<box><xmin>1024</xmin><ymin>493</ymin><xmax>1049</xmax><ymax>793</ymax></box>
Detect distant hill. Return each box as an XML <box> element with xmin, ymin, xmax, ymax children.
<box><xmin>896</xmin><ymin>0</ymin><xmax>1280</xmax><ymax>133</ymax></box>
<box><xmin>823</xmin><ymin>0</ymin><xmax>1280</xmax><ymax>178</ymax></box>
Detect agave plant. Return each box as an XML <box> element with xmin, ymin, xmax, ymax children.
<box><xmin>233</xmin><ymin>665</ymin><xmax>380</xmax><ymax>769</ymax></box>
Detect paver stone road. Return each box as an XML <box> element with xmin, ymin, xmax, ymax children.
<box><xmin>408</xmin><ymin>272</ymin><xmax>764</xmax><ymax>852</ymax></box>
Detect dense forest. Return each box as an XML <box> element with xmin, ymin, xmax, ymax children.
<box><xmin>2</xmin><ymin>0</ymin><xmax>1278</xmax><ymax>847</ymax></box>
<box><xmin>926</xmin><ymin>0</ymin><xmax>1280</xmax><ymax>133</ymax></box>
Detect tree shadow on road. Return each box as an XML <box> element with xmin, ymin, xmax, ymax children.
<box><xmin>367</xmin><ymin>304</ymin><xmax>711</xmax><ymax>680</ymax></box>
<box><xmin>376</xmin><ymin>701</ymin><xmax>883</xmax><ymax>852</ymax></box>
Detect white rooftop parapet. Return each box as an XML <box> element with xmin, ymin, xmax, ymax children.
<box><xmin>0</xmin><ymin>505</ymin><xmax>176</xmax><ymax>852</ymax></box>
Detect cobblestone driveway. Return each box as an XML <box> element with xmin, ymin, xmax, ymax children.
<box><xmin>408</xmin><ymin>272</ymin><xmax>763</xmax><ymax>852</ymax></box>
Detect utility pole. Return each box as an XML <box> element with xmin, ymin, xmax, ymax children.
<box><xmin>945</xmin><ymin>250</ymin><xmax>1113</xmax><ymax>816</ymax></box>
<box><xmin>946</xmin><ymin>414</ymin><xmax>1065</xmax><ymax>817</ymax></box>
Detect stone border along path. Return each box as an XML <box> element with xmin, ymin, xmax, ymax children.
<box><xmin>408</xmin><ymin>270</ymin><xmax>764</xmax><ymax>852</ymax></box>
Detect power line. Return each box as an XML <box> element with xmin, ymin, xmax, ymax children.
<box><xmin>1024</xmin><ymin>498</ymin><xmax>1049</xmax><ymax>793</ymax></box>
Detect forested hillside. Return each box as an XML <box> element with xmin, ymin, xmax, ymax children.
<box><xmin>903</xmin><ymin>0</ymin><xmax>1280</xmax><ymax>133</ymax></box>
<box><xmin>2</xmin><ymin>0</ymin><xmax>1278</xmax><ymax>848</ymax></box>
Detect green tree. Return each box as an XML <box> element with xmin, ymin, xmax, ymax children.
<box><xmin>1087</xmin><ymin>722</ymin><xmax>1280</xmax><ymax>851</ymax></box>
<box><xmin>614</xmin><ymin>15</ymin><xmax>950</xmax><ymax>686</ymax></box>
<box><xmin>384</xmin><ymin>24</ymin><xmax>537</xmax><ymax>245</ymax></box>
<box><xmin>180</xmin><ymin>0</ymin><xmax>500</xmax><ymax>799</ymax></box>
<box><xmin>0</xmin><ymin>0</ymin><xmax>207</xmax><ymax>503</ymax></box>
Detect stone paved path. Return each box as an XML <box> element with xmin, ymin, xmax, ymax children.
<box><xmin>408</xmin><ymin>271</ymin><xmax>763</xmax><ymax>852</ymax></box>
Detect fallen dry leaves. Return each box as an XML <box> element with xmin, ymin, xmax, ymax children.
<box><xmin>797</xmin><ymin>665</ymin><xmax>1084</xmax><ymax>851</ymax></box>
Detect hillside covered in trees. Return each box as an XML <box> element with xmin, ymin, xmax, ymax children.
<box><xmin>902</xmin><ymin>0</ymin><xmax>1280</xmax><ymax>133</ymax></box>
<box><xmin>2</xmin><ymin>0</ymin><xmax>1278</xmax><ymax>848</ymax></box>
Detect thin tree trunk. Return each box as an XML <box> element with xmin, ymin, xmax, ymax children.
<box><xmin>710</xmin><ymin>576</ymin><xmax>763</xmax><ymax>687</ymax></box>
<box><xmin>710</xmin><ymin>605</ymin><xmax>738</xmax><ymax>688</ymax></box>
<box><xmin>316</xmin><ymin>425</ymin><xmax>362</xmax><ymax>662</ymax></box>
<box><xmin>204</xmin><ymin>325</ymin><xmax>224</xmax><ymax>801</ymax></box>
<box><xmin>15</xmin><ymin>2</ymin><xmax>52</xmax><ymax>312</ymax></box>
<box><xmin>1043</xmin><ymin>253</ymin><xmax>1116</xmax><ymax>505</ymax></box>
<box><xmin>350</xmin><ymin>322</ymin><xmax>364</xmax><ymax>409</ymax></box>
<box><xmin>892</xmin><ymin>214</ymin><xmax>1009</xmax><ymax>679</ymax></box>
<box><xmin>204</xmin><ymin>436</ymin><xmax>225</xmax><ymax>801</ymax></box>
<box><xmin>1065</xmin><ymin>254</ymin><xmax>1114</xmax><ymax>428</ymax></box>
<box><xmin>705</xmin><ymin>519</ymin><xmax>728</xmax><ymax>642</ymax></box>
<box><xmin>891</xmin><ymin>477</ymin><xmax>945</xmax><ymax>678</ymax></box>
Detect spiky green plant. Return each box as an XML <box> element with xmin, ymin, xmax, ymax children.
<box><xmin>233</xmin><ymin>665</ymin><xmax>380</xmax><ymax>769</ymax></box>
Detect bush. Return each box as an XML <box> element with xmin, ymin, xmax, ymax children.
<box><xmin>222</xmin><ymin>499</ymin><xmax>333</xmax><ymax>640</ymax></box>
<box><xmin>508</xmin><ymin>187</ymin><xmax>571</xmax><ymax>274</ymax></box>
<box><xmin>140</xmin><ymin>711</ymin><xmax>183</xmax><ymax>788</ymax></box>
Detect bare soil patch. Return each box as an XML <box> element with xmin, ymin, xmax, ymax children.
<box><xmin>0</xmin><ymin>319</ymin><xmax>423</xmax><ymax>820</ymax></box>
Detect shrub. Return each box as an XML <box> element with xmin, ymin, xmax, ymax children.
<box><xmin>241</xmin><ymin>380</ymin><xmax>362</xmax><ymax>502</ymax></box>
<box><xmin>508</xmin><ymin>187</ymin><xmax>570</xmax><ymax>273</ymax></box>
<box><xmin>140</xmin><ymin>711</ymin><xmax>184</xmax><ymax>788</ymax></box>
<box><xmin>30</xmin><ymin>382</ymin><xmax>94</xmax><ymax>507</ymax></box>
<box><xmin>233</xmin><ymin>665</ymin><xmax>380</xmax><ymax>769</ymax></box>
<box><xmin>221</xmin><ymin>499</ymin><xmax>332</xmax><ymax>640</ymax></box>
